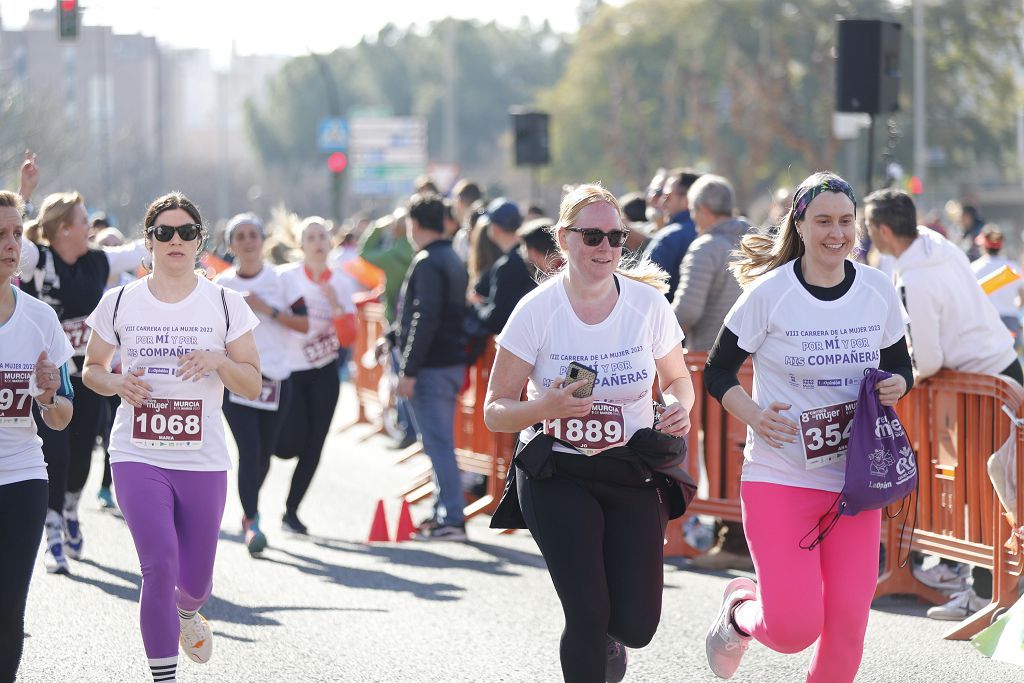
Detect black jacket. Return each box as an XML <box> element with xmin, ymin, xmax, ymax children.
<box><xmin>469</xmin><ymin>247</ymin><xmax>537</xmax><ymax>336</ymax></box>
<box><xmin>394</xmin><ymin>239</ymin><xmax>468</xmax><ymax>376</ymax></box>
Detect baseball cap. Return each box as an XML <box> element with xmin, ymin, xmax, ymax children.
<box><xmin>483</xmin><ymin>198</ymin><xmax>522</xmax><ymax>233</ymax></box>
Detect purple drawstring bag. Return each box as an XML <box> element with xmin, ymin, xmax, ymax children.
<box><xmin>802</xmin><ymin>368</ymin><xmax>917</xmax><ymax>549</ymax></box>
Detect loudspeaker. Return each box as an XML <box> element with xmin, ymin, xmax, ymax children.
<box><xmin>510</xmin><ymin>110</ymin><xmax>550</xmax><ymax>166</ymax></box>
<box><xmin>835</xmin><ymin>19</ymin><xmax>902</xmax><ymax>114</ymax></box>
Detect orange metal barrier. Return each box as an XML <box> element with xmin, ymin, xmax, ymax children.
<box><xmin>352</xmin><ymin>301</ymin><xmax>387</xmax><ymax>426</ymax></box>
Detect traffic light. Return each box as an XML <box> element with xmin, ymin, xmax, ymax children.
<box><xmin>57</xmin><ymin>0</ymin><xmax>80</xmax><ymax>41</ymax></box>
<box><xmin>327</xmin><ymin>152</ymin><xmax>348</xmax><ymax>174</ymax></box>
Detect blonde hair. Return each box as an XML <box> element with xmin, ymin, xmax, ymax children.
<box><xmin>262</xmin><ymin>204</ymin><xmax>301</xmax><ymax>265</ymax></box>
<box><xmin>26</xmin><ymin>191</ymin><xmax>84</xmax><ymax>244</ymax></box>
<box><xmin>553</xmin><ymin>183</ymin><xmax>669</xmax><ymax>294</ymax></box>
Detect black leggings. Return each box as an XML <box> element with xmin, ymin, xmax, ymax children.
<box><xmin>274</xmin><ymin>361</ymin><xmax>339</xmax><ymax>515</ymax></box>
<box><xmin>0</xmin><ymin>479</ymin><xmax>47</xmax><ymax>683</ymax></box>
<box><xmin>518</xmin><ymin>452</ymin><xmax>669</xmax><ymax>683</ymax></box>
<box><xmin>99</xmin><ymin>393</ymin><xmax>118</xmax><ymax>489</ymax></box>
<box><xmin>224</xmin><ymin>378</ymin><xmax>294</xmax><ymax>519</ymax></box>
<box><xmin>37</xmin><ymin>373</ymin><xmax>103</xmax><ymax>511</ymax></box>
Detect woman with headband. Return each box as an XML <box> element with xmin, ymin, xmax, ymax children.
<box><xmin>216</xmin><ymin>213</ymin><xmax>309</xmax><ymax>555</ymax></box>
<box><xmin>702</xmin><ymin>172</ymin><xmax>913</xmax><ymax>682</ymax></box>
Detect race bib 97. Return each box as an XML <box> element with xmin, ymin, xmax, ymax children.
<box><xmin>132</xmin><ymin>398</ymin><xmax>203</xmax><ymax>450</ymax></box>
<box><xmin>0</xmin><ymin>371</ymin><xmax>33</xmax><ymax>427</ymax></box>
<box><xmin>799</xmin><ymin>400</ymin><xmax>857</xmax><ymax>470</ymax></box>
<box><xmin>544</xmin><ymin>402</ymin><xmax>626</xmax><ymax>456</ymax></box>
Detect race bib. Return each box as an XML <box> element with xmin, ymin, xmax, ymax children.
<box><xmin>0</xmin><ymin>371</ymin><xmax>33</xmax><ymax>427</ymax></box>
<box><xmin>544</xmin><ymin>402</ymin><xmax>626</xmax><ymax>455</ymax></box>
<box><xmin>303</xmin><ymin>332</ymin><xmax>339</xmax><ymax>365</ymax></box>
<box><xmin>132</xmin><ymin>398</ymin><xmax>203</xmax><ymax>450</ymax></box>
<box><xmin>799</xmin><ymin>400</ymin><xmax>857</xmax><ymax>470</ymax></box>
<box><xmin>229</xmin><ymin>378</ymin><xmax>281</xmax><ymax>411</ymax></box>
<box><xmin>61</xmin><ymin>316</ymin><xmax>91</xmax><ymax>354</ymax></box>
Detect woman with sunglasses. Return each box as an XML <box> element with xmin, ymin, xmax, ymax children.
<box><xmin>484</xmin><ymin>184</ymin><xmax>694</xmax><ymax>682</ymax></box>
<box><xmin>0</xmin><ymin>189</ymin><xmax>75</xmax><ymax>683</ymax></box>
<box><xmin>701</xmin><ymin>172</ymin><xmax>912</xmax><ymax>682</ymax></box>
<box><xmin>274</xmin><ymin>216</ymin><xmax>356</xmax><ymax>535</ymax></box>
<box><xmin>83</xmin><ymin>192</ymin><xmax>261</xmax><ymax>683</ymax></box>
<box><xmin>19</xmin><ymin>191</ymin><xmax>146</xmax><ymax>574</ymax></box>
<box><xmin>215</xmin><ymin>212</ymin><xmax>308</xmax><ymax>555</ymax></box>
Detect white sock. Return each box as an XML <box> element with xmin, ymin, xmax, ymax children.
<box><xmin>177</xmin><ymin>607</ymin><xmax>196</xmax><ymax>621</ymax></box>
<box><xmin>149</xmin><ymin>655</ymin><xmax>177</xmax><ymax>682</ymax></box>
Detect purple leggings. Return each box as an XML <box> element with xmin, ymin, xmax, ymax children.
<box><xmin>112</xmin><ymin>462</ymin><xmax>227</xmax><ymax>659</ymax></box>
<box><xmin>735</xmin><ymin>482</ymin><xmax>881</xmax><ymax>683</ymax></box>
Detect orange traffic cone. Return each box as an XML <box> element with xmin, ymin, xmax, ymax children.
<box><xmin>395</xmin><ymin>499</ymin><xmax>417</xmax><ymax>542</ymax></box>
<box><xmin>366</xmin><ymin>499</ymin><xmax>391</xmax><ymax>543</ymax></box>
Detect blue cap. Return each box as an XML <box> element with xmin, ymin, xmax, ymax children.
<box><xmin>485</xmin><ymin>198</ymin><xmax>522</xmax><ymax>232</ymax></box>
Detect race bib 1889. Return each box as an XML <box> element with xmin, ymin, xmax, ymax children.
<box><xmin>799</xmin><ymin>400</ymin><xmax>857</xmax><ymax>470</ymax></box>
<box><xmin>132</xmin><ymin>398</ymin><xmax>203</xmax><ymax>450</ymax></box>
<box><xmin>0</xmin><ymin>371</ymin><xmax>33</xmax><ymax>427</ymax></box>
<box><xmin>544</xmin><ymin>402</ymin><xmax>626</xmax><ymax>456</ymax></box>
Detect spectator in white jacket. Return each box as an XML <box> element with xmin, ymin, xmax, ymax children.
<box><xmin>865</xmin><ymin>188</ymin><xmax>1022</xmax><ymax>621</ymax></box>
<box><xmin>970</xmin><ymin>225</ymin><xmax>1024</xmax><ymax>352</ymax></box>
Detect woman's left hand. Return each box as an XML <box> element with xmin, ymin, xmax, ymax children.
<box><xmin>655</xmin><ymin>400</ymin><xmax>691</xmax><ymax>437</ymax></box>
<box><xmin>176</xmin><ymin>350</ymin><xmax>226</xmax><ymax>382</ymax></box>
<box><xmin>876</xmin><ymin>375</ymin><xmax>907</xmax><ymax>407</ymax></box>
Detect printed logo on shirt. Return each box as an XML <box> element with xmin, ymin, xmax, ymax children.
<box><xmin>817</xmin><ymin>379</ymin><xmax>843</xmax><ymax>387</ymax></box>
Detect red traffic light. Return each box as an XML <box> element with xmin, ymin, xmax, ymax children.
<box><xmin>327</xmin><ymin>152</ymin><xmax>348</xmax><ymax>174</ymax></box>
<box><xmin>908</xmin><ymin>175</ymin><xmax>923</xmax><ymax>195</ymax></box>
<box><xmin>60</xmin><ymin>0</ymin><xmax>77</xmax><ymax>10</ymax></box>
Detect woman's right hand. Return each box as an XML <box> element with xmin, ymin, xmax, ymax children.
<box><xmin>752</xmin><ymin>401</ymin><xmax>799</xmax><ymax>448</ymax></box>
<box><xmin>540</xmin><ymin>377</ymin><xmax>594</xmax><ymax>419</ymax></box>
<box><xmin>117</xmin><ymin>367</ymin><xmax>152</xmax><ymax>408</ymax></box>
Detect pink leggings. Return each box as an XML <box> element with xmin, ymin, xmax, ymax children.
<box><xmin>734</xmin><ymin>482</ymin><xmax>880</xmax><ymax>683</ymax></box>
<box><xmin>112</xmin><ymin>462</ymin><xmax>227</xmax><ymax>659</ymax></box>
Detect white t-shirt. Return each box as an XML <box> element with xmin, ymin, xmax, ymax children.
<box><xmin>215</xmin><ymin>265</ymin><xmax>304</xmax><ymax>381</ymax></box>
<box><xmin>86</xmin><ymin>276</ymin><xmax>259</xmax><ymax>471</ymax></box>
<box><xmin>0</xmin><ymin>286</ymin><xmax>75</xmax><ymax>486</ymax></box>
<box><xmin>725</xmin><ymin>260</ymin><xmax>907</xmax><ymax>492</ymax></box>
<box><xmin>277</xmin><ymin>263</ymin><xmax>357</xmax><ymax>372</ymax></box>
<box><xmin>497</xmin><ymin>273</ymin><xmax>684</xmax><ymax>455</ymax></box>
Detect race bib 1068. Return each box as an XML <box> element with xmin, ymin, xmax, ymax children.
<box><xmin>544</xmin><ymin>402</ymin><xmax>626</xmax><ymax>456</ymax></box>
<box><xmin>800</xmin><ymin>400</ymin><xmax>857</xmax><ymax>470</ymax></box>
<box><xmin>132</xmin><ymin>398</ymin><xmax>203</xmax><ymax>450</ymax></box>
<box><xmin>0</xmin><ymin>371</ymin><xmax>33</xmax><ymax>427</ymax></box>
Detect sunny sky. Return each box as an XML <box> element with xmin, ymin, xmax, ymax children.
<box><xmin>1</xmin><ymin>1</ymin><xmax>617</xmax><ymax>60</ymax></box>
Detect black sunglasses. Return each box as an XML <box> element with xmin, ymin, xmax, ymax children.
<box><xmin>147</xmin><ymin>223</ymin><xmax>202</xmax><ymax>242</ymax></box>
<box><xmin>565</xmin><ymin>227</ymin><xmax>630</xmax><ymax>248</ymax></box>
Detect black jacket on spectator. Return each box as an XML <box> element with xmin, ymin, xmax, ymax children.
<box><xmin>393</xmin><ymin>239</ymin><xmax>468</xmax><ymax>376</ymax></box>
<box><xmin>469</xmin><ymin>248</ymin><xmax>537</xmax><ymax>336</ymax></box>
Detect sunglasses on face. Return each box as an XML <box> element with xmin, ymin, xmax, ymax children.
<box><xmin>565</xmin><ymin>227</ymin><xmax>630</xmax><ymax>248</ymax></box>
<box><xmin>147</xmin><ymin>223</ymin><xmax>202</xmax><ymax>242</ymax></box>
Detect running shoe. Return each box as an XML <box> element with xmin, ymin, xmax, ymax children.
<box><xmin>243</xmin><ymin>514</ymin><xmax>268</xmax><ymax>556</ymax></box>
<box><xmin>281</xmin><ymin>511</ymin><xmax>308</xmax><ymax>535</ymax></box>
<box><xmin>705</xmin><ymin>576</ymin><xmax>756</xmax><ymax>679</ymax></box>
<box><xmin>605</xmin><ymin>635</ymin><xmax>628</xmax><ymax>683</ymax></box>
<box><xmin>63</xmin><ymin>508</ymin><xmax>83</xmax><ymax>560</ymax></box>
<box><xmin>179</xmin><ymin>612</ymin><xmax>213</xmax><ymax>663</ymax></box>
<box><xmin>913</xmin><ymin>562</ymin><xmax>969</xmax><ymax>591</ymax></box>
<box><xmin>43</xmin><ymin>510</ymin><xmax>70</xmax><ymax>575</ymax></box>
<box><xmin>926</xmin><ymin>588</ymin><xmax>987</xmax><ymax>621</ymax></box>
<box><xmin>97</xmin><ymin>487</ymin><xmax>117</xmax><ymax>511</ymax></box>
<box><xmin>414</xmin><ymin>523</ymin><xmax>467</xmax><ymax>542</ymax></box>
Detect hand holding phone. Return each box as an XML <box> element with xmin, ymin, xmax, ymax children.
<box><xmin>566</xmin><ymin>361</ymin><xmax>598</xmax><ymax>399</ymax></box>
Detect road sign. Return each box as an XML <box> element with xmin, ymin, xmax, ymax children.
<box><xmin>350</xmin><ymin>117</ymin><xmax>427</xmax><ymax>197</ymax></box>
<box><xmin>317</xmin><ymin>118</ymin><xmax>349</xmax><ymax>153</ymax></box>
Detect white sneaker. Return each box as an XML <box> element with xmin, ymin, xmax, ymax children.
<box><xmin>179</xmin><ymin>612</ymin><xmax>213</xmax><ymax>663</ymax></box>
<box><xmin>913</xmin><ymin>562</ymin><xmax>969</xmax><ymax>591</ymax></box>
<box><xmin>706</xmin><ymin>576</ymin><xmax>756</xmax><ymax>679</ymax></box>
<box><xmin>926</xmin><ymin>588</ymin><xmax>987</xmax><ymax>621</ymax></box>
<box><xmin>43</xmin><ymin>510</ymin><xmax>70</xmax><ymax>575</ymax></box>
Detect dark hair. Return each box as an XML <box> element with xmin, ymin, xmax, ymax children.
<box><xmin>453</xmin><ymin>179</ymin><xmax>483</xmax><ymax>205</ymax></box>
<box><xmin>0</xmin><ymin>190</ymin><xmax>26</xmax><ymax>215</ymax></box>
<box><xmin>526</xmin><ymin>204</ymin><xmax>545</xmax><ymax>217</ymax></box>
<box><xmin>665</xmin><ymin>167</ymin><xmax>702</xmax><ymax>194</ymax></box>
<box><xmin>517</xmin><ymin>218</ymin><xmax>558</xmax><ymax>255</ymax></box>
<box><xmin>414</xmin><ymin>175</ymin><xmax>439</xmax><ymax>194</ymax></box>
<box><xmin>408</xmin><ymin>193</ymin><xmax>445</xmax><ymax>233</ymax></box>
<box><xmin>864</xmin><ymin>188</ymin><xmax>918</xmax><ymax>239</ymax></box>
<box><xmin>962</xmin><ymin>205</ymin><xmax>981</xmax><ymax>223</ymax></box>
<box><xmin>144</xmin><ymin>191</ymin><xmax>203</xmax><ymax>230</ymax></box>
<box><xmin>619</xmin><ymin>191</ymin><xmax>647</xmax><ymax>223</ymax></box>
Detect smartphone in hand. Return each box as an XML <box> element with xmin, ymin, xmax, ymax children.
<box><xmin>566</xmin><ymin>361</ymin><xmax>598</xmax><ymax>398</ymax></box>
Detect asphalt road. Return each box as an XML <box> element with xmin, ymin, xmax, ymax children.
<box><xmin>16</xmin><ymin>386</ymin><xmax>1022</xmax><ymax>682</ymax></box>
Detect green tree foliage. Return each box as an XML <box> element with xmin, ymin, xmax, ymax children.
<box><xmin>244</xmin><ymin>19</ymin><xmax>570</xmax><ymax>172</ymax></box>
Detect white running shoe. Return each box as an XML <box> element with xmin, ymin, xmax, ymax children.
<box><xmin>926</xmin><ymin>588</ymin><xmax>987</xmax><ymax>621</ymax></box>
<box><xmin>913</xmin><ymin>562</ymin><xmax>969</xmax><ymax>591</ymax></box>
<box><xmin>706</xmin><ymin>576</ymin><xmax>756</xmax><ymax>679</ymax></box>
<box><xmin>179</xmin><ymin>612</ymin><xmax>213</xmax><ymax>663</ymax></box>
<box><xmin>43</xmin><ymin>510</ymin><xmax>70</xmax><ymax>575</ymax></box>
